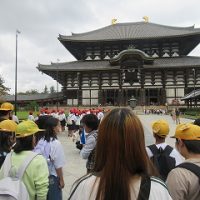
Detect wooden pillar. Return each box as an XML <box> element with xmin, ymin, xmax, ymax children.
<box><xmin>118</xmin><ymin>70</ymin><xmax>123</xmax><ymax>105</ymax></box>
<box><xmin>139</xmin><ymin>88</ymin><xmax>145</xmax><ymax>106</ymax></box>
<box><xmin>140</xmin><ymin>69</ymin><xmax>145</xmax><ymax>105</ymax></box>
<box><xmin>160</xmin><ymin>70</ymin><xmax>167</xmax><ymax>105</ymax></box>
<box><xmin>77</xmin><ymin>72</ymin><xmax>82</xmax><ymax>106</ymax></box>
<box><xmin>160</xmin><ymin>88</ymin><xmax>166</xmax><ymax>105</ymax></box>
<box><xmin>98</xmin><ymin>72</ymin><xmax>103</xmax><ymax>105</ymax></box>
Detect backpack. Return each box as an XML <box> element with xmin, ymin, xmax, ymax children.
<box><xmin>176</xmin><ymin>162</ymin><xmax>200</xmax><ymax>183</ymax></box>
<box><xmin>148</xmin><ymin>144</ymin><xmax>176</xmax><ymax>181</ymax></box>
<box><xmin>0</xmin><ymin>151</ymin><xmax>39</xmax><ymax>200</ymax></box>
<box><xmin>86</xmin><ymin>131</ymin><xmax>98</xmax><ymax>172</ymax></box>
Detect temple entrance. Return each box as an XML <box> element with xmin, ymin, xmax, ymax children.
<box><xmin>102</xmin><ymin>89</ymin><xmax>119</xmax><ymax>106</ymax></box>
<box><xmin>145</xmin><ymin>89</ymin><xmax>162</xmax><ymax>105</ymax></box>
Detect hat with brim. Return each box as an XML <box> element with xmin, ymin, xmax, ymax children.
<box><xmin>0</xmin><ymin>120</ymin><xmax>17</xmax><ymax>133</ymax></box>
<box><xmin>0</xmin><ymin>102</ymin><xmax>14</xmax><ymax>111</ymax></box>
<box><xmin>16</xmin><ymin>120</ymin><xmax>45</xmax><ymax>138</ymax></box>
<box><xmin>152</xmin><ymin>119</ymin><xmax>169</xmax><ymax>138</ymax></box>
<box><xmin>171</xmin><ymin>123</ymin><xmax>200</xmax><ymax>140</ymax></box>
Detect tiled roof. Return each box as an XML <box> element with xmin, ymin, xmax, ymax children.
<box><xmin>59</xmin><ymin>22</ymin><xmax>200</xmax><ymax>41</ymax></box>
<box><xmin>3</xmin><ymin>93</ymin><xmax>63</xmax><ymax>102</ymax></box>
<box><xmin>181</xmin><ymin>89</ymin><xmax>200</xmax><ymax>100</ymax></box>
<box><xmin>38</xmin><ymin>61</ymin><xmax>119</xmax><ymax>71</ymax></box>
<box><xmin>38</xmin><ymin>56</ymin><xmax>200</xmax><ymax>71</ymax></box>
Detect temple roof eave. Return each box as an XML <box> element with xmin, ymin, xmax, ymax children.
<box><xmin>58</xmin><ymin>21</ymin><xmax>200</xmax><ymax>42</ymax></box>
<box><xmin>37</xmin><ymin>56</ymin><xmax>200</xmax><ymax>72</ymax></box>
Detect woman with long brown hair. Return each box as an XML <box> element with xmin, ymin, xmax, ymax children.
<box><xmin>69</xmin><ymin>108</ymin><xmax>172</xmax><ymax>200</ymax></box>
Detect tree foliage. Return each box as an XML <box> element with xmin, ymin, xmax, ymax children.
<box><xmin>25</xmin><ymin>101</ymin><xmax>39</xmax><ymax>111</ymax></box>
<box><xmin>43</xmin><ymin>85</ymin><xmax>49</xmax><ymax>94</ymax></box>
<box><xmin>0</xmin><ymin>75</ymin><xmax>9</xmax><ymax>96</ymax></box>
<box><xmin>18</xmin><ymin>89</ymin><xmax>39</xmax><ymax>95</ymax></box>
<box><xmin>50</xmin><ymin>86</ymin><xmax>56</xmax><ymax>94</ymax></box>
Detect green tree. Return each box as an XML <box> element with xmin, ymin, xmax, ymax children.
<box><xmin>18</xmin><ymin>89</ymin><xmax>39</xmax><ymax>95</ymax></box>
<box><xmin>50</xmin><ymin>86</ymin><xmax>56</xmax><ymax>94</ymax></box>
<box><xmin>43</xmin><ymin>85</ymin><xmax>49</xmax><ymax>94</ymax></box>
<box><xmin>0</xmin><ymin>75</ymin><xmax>9</xmax><ymax>96</ymax></box>
<box><xmin>25</xmin><ymin>101</ymin><xmax>39</xmax><ymax>111</ymax></box>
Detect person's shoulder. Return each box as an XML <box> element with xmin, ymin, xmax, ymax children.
<box><xmin>69</xmin><ymin>174</ymin><xmax>97</xmax><ymax>197</ymax></box>
<box><xmin>150</xmin><ymin>176</ymin><xmax>167</xmax><ymax>189</ymax></box>
<box><xmin>150</xmin><ymin>177</ymin><xmax>172</xmax><ymax>199</ymax></box>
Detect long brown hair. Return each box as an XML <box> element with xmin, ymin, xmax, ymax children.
<box><xmin>93</xmin><ymin>108</ymin><xmax>156</xmax><ymax>200</ymax></box>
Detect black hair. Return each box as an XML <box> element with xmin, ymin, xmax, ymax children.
<box><xmin>193</xmin><ymin>118</ymin><xmax>200</xmax><ymax>127</ymax></box>
<box><xmin>13</xmin><ymin>135</ymin><xmax>34</xmax><ymax>153</ymax></box>
<box><xmin>0</xmin><ymin>131</ymin><xmax>14</xmax><ymax>153</ymax></box>
<box><xmin>182</xmin><ymin>140</ymin><xmax>200</xmax><ymax>154</ymax></box>
<box><xmin>35</xmin><ymin>115</ymin><xmax>52</xmax><ymax>143</ymax></box>
<box><xmin>43</xmin><ymin>117</ymin><xmax>59</xmax><ymax>142</ymax></box>
<box><xmin>35</xmin><ymin>115</ymin><xmax>52</xmax><ymax>129</ymax></box>
<box><xmin>81</xmin><ymin>114</ymin><xmax>99</xmax><ymax>131</ymax></box>
<box><xmin>0</xmin><ymin>110</ymin><xmax>10</xmax><ymax>118</ymax></box>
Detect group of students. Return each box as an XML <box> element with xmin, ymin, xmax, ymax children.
<box><xmin>69</xmin><ymin>108</ymin><xmax>200</xmax><ymax>200</ymax></box>
<box><xmin>1</xmin><ymin>101</ymin><xmax>200</xmax><ymax>200</ymax></box>
<box><xmin>0</xmin><ymin>102</ymin><xmax>66</xmax><ymax>200</ymax></box>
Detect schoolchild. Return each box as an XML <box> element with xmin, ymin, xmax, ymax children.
<box><xmin>0</xmin><ymin>120</ymin><xmax>49</xmax><ymax>200</ymax></box>
<box><xmin>0</xmin><ymin>119</ymin><xmax>17</xmax><ymax>167</ymax></box>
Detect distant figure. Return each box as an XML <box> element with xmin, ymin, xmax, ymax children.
<box><xmin>175</xmin><ymin>108</ymin><xmax>180</xmax><ymax>124</ymax></box>
<box><xmin>12</xmin><ymin>114</ymin><xmax>19</xmax><ymax>124</ymax></box>
<box><xmin>69</xmin><ymin>108</ymin><xmax>172</xmax><ymax>200</ymax></box>
<box><xmin>146</xmin><ymin>119</ymin><xmax>183</xmax><ymax>181</ymax></box>
<box><xmin>167</xmin><ymin>123</ymin><xmax>200</xmax><ymax>200</ymax></box>
<box><xmin>171</xmin><ymin>109</ymin><xmax>176</xmax><ymax>124</ymax></box>
<box><xmin>28</xmin><ymin>111</ymin><xmax>35</xmax><ymax>121</ymax></box>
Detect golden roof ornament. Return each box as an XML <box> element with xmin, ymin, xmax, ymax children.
<box><xmin>143</xmin><ymin>16</ymin><xmax>149</xmax><ymax>23</ymax></box>
<box><xmin>111</xmin><ymin>18</ymin><xmax>117</xmax><ymax>25</ymax></box>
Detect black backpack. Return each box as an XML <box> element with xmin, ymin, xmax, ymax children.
<box><xmin>148</xmin><ymin>144</ymin><xmax>176</xmax><ymax>181</ymax></box>
<box><xmin>176</xmin><ymin>162</ymin><xmax>200</xmax><ymax>183</ymax></box>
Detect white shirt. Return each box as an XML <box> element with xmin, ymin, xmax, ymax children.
<box><xmin>146</xmin><ymin>143</ymin><xmax>184</xmax><ymax>166</ymax></box>
<box><xmin>28</xmin><ymin>114</ymin><xmax>35</xmax><ymax>121</ymax></box>
<box><xmin>69</xmin><ymin>175</ymin><xmax>172</xmax><ymax>200</ymax></box>
<box><xmin>34</xmin><ymin>138</ymin><xmax>66</xmax><ymax>177</ymax></box>
<box><xmin>12</xmin><ymin>115</ymin><xmax>19</xmax><ymax>123</ymax></box>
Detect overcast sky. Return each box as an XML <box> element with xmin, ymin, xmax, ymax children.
<box><xmin>1</xmin><ymin>0</ymin><xmax>200</xmax><ymax>94</ymax></box>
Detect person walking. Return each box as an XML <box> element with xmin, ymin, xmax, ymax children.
<box><xmin>69</xmin><ymin>108</ymin><xmax>172</xmax><ymax>200</ymax></box>
<box><xmin>146</xmin><ymin>119</ymin><xmax>183</xmax><ymax>180</ymax></box>
<box><xmin>80</xmin><ymin>114</ymin><xmax>99</xmax><ymax>173</ymax></box>
<box><xmin>0</xmin><ymin>120</ymin><xmax>49</xmax><ymax>200</ymax></box>
<box><xmin>167</xmin><ymin>123</ymin><xmax>200</xmax><ymax>200</ymax></box>
<box><xmin>175</xmin><ymin>108</ymin><xmax>181</xmax><ymax>124</ymax></box>
<box><xmin>34</xmin><ymin>117</ymin><xmax>66</xmax><ymax>200</ymax></box>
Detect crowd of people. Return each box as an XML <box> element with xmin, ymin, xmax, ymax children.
<box><xmin>0</xmin><ymin>101</ymin><xmax>200</xmax><ymax>199</ymax></box>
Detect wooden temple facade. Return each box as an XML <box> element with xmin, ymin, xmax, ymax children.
<box><xmin>38</xmin><ymin>22</ymin><xmax>200</xmax><ymax>106</ymax></box>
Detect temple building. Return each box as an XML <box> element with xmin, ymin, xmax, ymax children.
<box><xmin>38</xmin><ymin>21</ymin><xmax>200</xmax><ymax>107</ymax></box>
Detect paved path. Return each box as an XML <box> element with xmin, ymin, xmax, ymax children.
<box><xmin>59</xmin><ymin>114</ymin><xmax>193</xmax><ymax>198</ymax></box>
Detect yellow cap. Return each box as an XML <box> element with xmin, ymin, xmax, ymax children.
<box><xmin>172</xmin><ymin>123</ymin><xmax>200</xmax><ymax>140</ymax></box>
<box><xmin>16</xmin><ymin>120</ymin><xmax>44</xmax><ymax>138</ymax></box>
<box><xmin>0</xmin><ymin>102</ymin><xmax>14</xmax><ymax>111</ymax></box>
<box><xmin>0</xmin><ymin>120</ymin><xmax>17</xmax><ymax>132</ymax></box>
<box><xmin>152</xmin><ymin>119</ymin><xmax>169</xmax><ymax>138</ymax></box>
